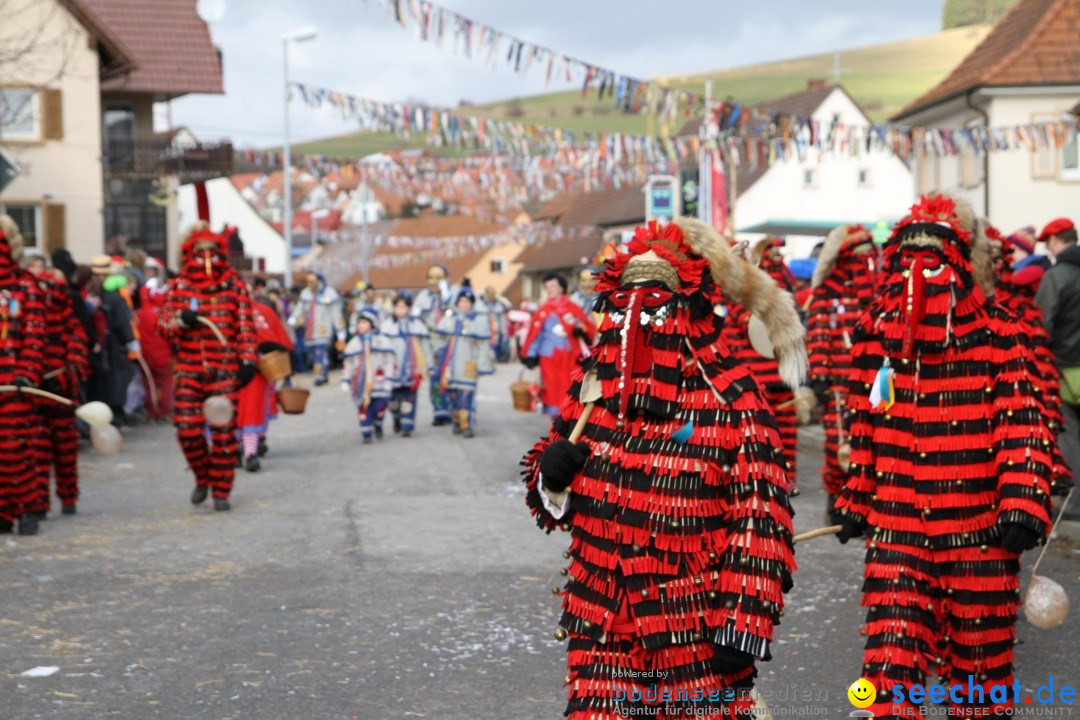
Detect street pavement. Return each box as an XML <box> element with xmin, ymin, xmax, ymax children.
<box><xmin>1</xmin><ymin>363</ymin><xmax>1077</xmax><ymax>720</ymax></box>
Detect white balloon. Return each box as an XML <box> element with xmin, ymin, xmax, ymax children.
<box><xmin>75</xmin><ymin>401</ymin><xmax>114</xmax><ymax>428</ymax></box>
<box><xmin>90</xmin><ymin>424</ymin><xmax>123</xmax><ymax>455</ymax></box>
<box><xmin>203</xmin><ymin>395</ymin><xmax>234</xmax><ymax>427</ymax></box>
<box><xmin>1025</xmin><ymin>574</ymin><xmax>1069</xmax><ymax>629</ymax></box>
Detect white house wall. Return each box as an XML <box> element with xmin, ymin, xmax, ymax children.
<box><xmin>737</xmin><ymin>89</ymin><xmax>915</xmax><ymax>230</ymax></box>
<box><xmin>177</xmin><ymin>177</ymin><xmax>286</xmax><ymax>274</ymax></box>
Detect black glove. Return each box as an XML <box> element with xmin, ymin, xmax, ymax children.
<box><xmin>12</xmin><ymin>376</ymin><xmax>33</xmax><ymax>390</ymax></box>
<box><xmin>236</xmin><ymin>363</ymin><xmax>257</xmax><ymax>389</ymax></box>
<box><xmin>781</xmin><ymin>568</ymin><xmax>794</xmax><ymax>594</ymax></box>
<box><xmin>258</xmin><ymin>341</ymin><xmax>289</xmax><ymax>355</ymax></box>
<box><xmin>810</xmin><ymin>380</ymin><xmax>830</xmax><ymax>407</ymax></box>
<box><xmin>713</xmin><ymin>645</ymin><xmax>756</xmax><ymax>674</ymax></box>
<box><xmin>179</xmin><ymin>309</ymin><xmax>200</xmax><ymax>329</ymax></box>
<box><xmin>572</xmin><ymin>326</ymin><xmax>587</xmax><ymax>340</ymax></box>
<box><xmin>836</xmin><ymin>516</ymin><xmax>867</xmax><ymax>545</ymax></box>
<box><xmin>1000</xmin><ymin>523</ymin><xmax>1040</xmax><ymax>554</ymax></box>
<box><xmin>539</xmin><ymin>439</ymin><xmax>590</xmax><ymax>493</ymax></box>
<box><xmin>520</xmin><ymin>354</ymin><xmax>539</xmax><ymax>370</ymax></box>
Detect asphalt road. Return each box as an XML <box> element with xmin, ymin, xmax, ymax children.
<box><xmin>1</xmin><ymin>364</ymin><xmax>1077</xmax><ymax>720</ymax></box>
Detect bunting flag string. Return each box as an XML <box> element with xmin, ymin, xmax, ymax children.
<box><xmin>370</xmin><ymin>0</ymin><xmax>697</xmax><ymax>128</ymax></box>
<box><xmin>288</xmin><ymin>81</ymin><xmax>1079</xmax><ymax>170</ymax></box>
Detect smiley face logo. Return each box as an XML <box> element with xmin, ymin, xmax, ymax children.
<box><xmin>848</xmin><ymin>677</ymin><xmax>877</xmax><ymax>709</ymax></box>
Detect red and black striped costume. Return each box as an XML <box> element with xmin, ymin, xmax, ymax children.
<box><xmin>804</xmin><ymin>226</ymin><xmax>880</xmax><ymax>497</ymax></box>
<box><xmin>834</xmin><ymin>196</ymin><xmax>1054</xmax><ymax>718</ymax></box>
<box><xmin>990</xmin><ymin>228</ymin><xmax>1072</xmax><ymax>495</ymax></box>
<box><xmin>523</xmin><ymin>220</ymin><xmax>798</xmax><ymax>719</ymax></box>
<box><xmin>0</xmin><ymin>232</ymin><xmax>46</xmax><ymax>528</ymax></box>
<box><xmin>720</xmin><ymin>238</ymin><xmax>798</xmax><ymax>479</ymax></box>
<box><xmin>30</xmin><ymin>272</ymin><xmax>90</xmax><ymax>513</ymax></box>
<box><xmin>159</xmin><ymin>228</ymin><xmax>257</xmax><ymax>500</ymax></box>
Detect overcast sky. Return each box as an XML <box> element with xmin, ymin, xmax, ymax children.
<box><xmin>170</xmin><ymin>0</ymin><xmax>945</xmax><ymax>148</ymax></box>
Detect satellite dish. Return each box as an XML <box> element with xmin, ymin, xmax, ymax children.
<box><xmin>197</xmin><ymin>0</ymin><xmax>226</xmax><ymax>23</ymax></box>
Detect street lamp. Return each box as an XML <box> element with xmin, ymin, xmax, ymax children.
<box><xmin>282</xmin><ymin>26</ymin><xmax>316</xmax><ymax>287</ymax></box>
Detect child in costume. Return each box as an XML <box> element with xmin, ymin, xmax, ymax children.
<box><xmin>289</xmin><ymin>273</ymin><xmax>345</xmax><ymax>386</ymax></box>
<box><xmin>341</xmin><ymin>309</ymin><xmax>394</xmax><ymax>443</ymax></box>
<box><xmin>433</xmin><ymin>288</ymin><xmax>494</xmax><ymax>438</ymax></box>
<box><xmin>804</xmin><ymin>225</ymin><xmax>880</xmax><ymax>508</ymax></box>
<box><xmin>833</xmin><ymin>195</ymin><xmax>1055</xmax><ymax>719</ymax></box>
<box><xmin>381</xmin><ymin>292</ymin><xmax>430</xmax><ymax>438</ymax></box>
<box><xmin>412</xmin><ymin>264</ymin><xmax>456</xmax><ymax>425</ymax></box>
<box><xmin>523</xmin><ymin>218</ymin><xmax>805</xmax><ymax>719</ymax></box>
<box><xmin>236</xmin><ymin>296</ymin><xmax>293</xmax><ymax>471</ymax></box>
<box><xmin>159</xmin><ymin>224</ymin><xmax>258</xmax><ymax>512</ymax></box>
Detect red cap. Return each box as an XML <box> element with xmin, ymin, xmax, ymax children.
<box><xmin>1038</xmin><ymin>218</ymin><xmax>1075</xmax><ymax>242</ymax></box>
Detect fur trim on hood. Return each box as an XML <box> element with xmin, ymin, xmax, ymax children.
<box><xmin>676</xmin><ymin>218</ymin><xmax>808</xmax><ymax>388</ymax></box>
<box><xmin>971</xmin><ymin>216</ymin><xmax>996</xmax><ymax>297</ymax></box>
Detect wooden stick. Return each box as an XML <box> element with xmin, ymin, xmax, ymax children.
<box><xmin>197</xmin><ymin>316</ymin><xmax>228</xmax><ymax>347</ymax></box>
<box><xmin>568</xmin><ymin>402</ymin><xmax>595</xmax><ymax>443</ymax></box>
<box><xmin>136</xmin><ymin>354</ymin><xmax>159</xmax><ymax>415</ymax></box>
<box><xmin>793</xmin><ymin>525</ymin><xmax>842</xmax><ymax>544</ymax></box>
<box><xmin>43</xmin><ymin>367</ymin><xmax>64</xmax><ymax>380</ymax></box>
<box><xmin>0</xmin><ymin>385</ymin><xmax>74</xmax><ymax>406</ymax></box>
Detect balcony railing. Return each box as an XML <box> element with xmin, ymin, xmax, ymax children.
<box><xmin>103</xmin><ymin>137</ymin><xmax>234</xmax><ymax>183</ymax></box>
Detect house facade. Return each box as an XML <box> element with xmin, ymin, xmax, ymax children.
<box><xmin>1</xmin><ymin>0</ymin><xmax>230</xmax><ymax>264</ymax></box>
<box><xmin>892</xmin><ymin>0</ymin><xmax>1080</xmax><ymax>234</ymax></box>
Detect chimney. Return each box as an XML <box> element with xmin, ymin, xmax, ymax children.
<box><xmin>807</xmin><ymin>78</ymin><xmax>826</xmax><ymax>91</ymax></box>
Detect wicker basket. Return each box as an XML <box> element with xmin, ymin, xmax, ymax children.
<box><xmin>258</xmin><ymin>350</ymin><xmax>292</xmax><ymax>382</ymax></box>
<box><xmin>277</xmin><ymin>387</ymin><xmax>310</xmax><ymax>415</ymax></box>
<box><xmin>509</xmin><ymin>369</ymin><xmax>535</xmax><ymax>413</ymax></box>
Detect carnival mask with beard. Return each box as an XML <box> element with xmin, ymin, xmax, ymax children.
<box><xmin>181</xmin><ymin>228</ymin><xmax>230</xmax><ymax>282</ymax></box>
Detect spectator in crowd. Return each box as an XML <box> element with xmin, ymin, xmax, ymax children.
<box><xmin>1034</xmin><ymin>217</ymin><xmax>1080</xmax><ymax>516</ymax></box>
<box><xmin>135</xmin><ymin>286</ymin><xmax>174</xmax><ymax>422</ymax></box>
<box><xmin>88</xmin><ymin>256</ymin><xmax>135</xmax><ymax>426</ymax></box>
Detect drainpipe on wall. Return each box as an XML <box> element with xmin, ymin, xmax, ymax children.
<box><xmin>965</xmin><ymin>89</ymin><xmax>990</xmax><ymax>217</ymax></box>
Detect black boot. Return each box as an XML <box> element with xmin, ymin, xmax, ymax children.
<box><xmin>191</xmin><ymin>484</ymin><xmax>209</xmax><ymax>505</ymax></box>
<box><xmin>257</xmin><ymin>437</ymin><xmax>268</xmax><ymax>457</ymax></box>
<box><xmin>61</xmin><ymin>504</ymin><xmax>76</xmax><ymax>516</ymax></box>
<box><xmin>463</xmin><ymin>426</ymin><xmax>475</xmax><ymax>439</ymax></box>
<box><xmin>31</xmin><ymin>510</ymin><xmax>47</xmax><ymax>521</ymax></box>
<box><xmin>18</xmin><ymin>514</ymin><xmax>39</xmax><ymax>536</ymax></box>
<box><xmin>245</xmin><ymin>455</ymin><xmax>261</xmax><ymax>473</ymax></box>
<box><xmin>214</xmin><ymin>497</ymin><xmax>231</xmax><ymax>512</ymax></box>
<box><xmin>393</xmin><ymin>418</ymin><xmax>402</xmax><ymax>434</ymax></box>
<box><xmin>401</xmin><ymin>430</ymin><xmax>412</xmax><ymax>438</ymax></box>
<box><xmin>0</xmin><ymin>519</ymin><xmax>12</xmax><ymax>534</ymax></box>
<box><xmin>362</xmin><ymin>435</ymin><xmax>373</xmax><ymax>445</ymax></box>
<box><xmin>374</xmin><ymin>425</ymin><xmax>384</xmax><ymax>440</ymax></box>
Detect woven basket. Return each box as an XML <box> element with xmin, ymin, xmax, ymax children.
<box><xmin>258</xmin><ymin>350</ymin><xmax>292</xmax><ymax>382</ymax></box>
<box><xmin>277</xmin><ymin>387</ymin><xmax>310</xmax><ymax>415</ymax></box>
<box><xmin>509</xmin><ymin>369</ymin><xmax>535</xmax><ymax>413</ymax></box>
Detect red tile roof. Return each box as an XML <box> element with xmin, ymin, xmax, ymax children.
<box><xmin>59</xmin><ymin>0</ymin><xmax>136</xmax><ymax>78</ymax></box>
<box><xmin>83</xmin><ymin>0</ymin><xmax>224</xmax><ymax>98</ymax></box>
<box><xmin>894</xmin><ymin>0</ymin><xmax>1080</xmax><ymax>119</ymax></box>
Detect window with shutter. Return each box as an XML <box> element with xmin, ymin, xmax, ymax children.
<box><xmin>45</xmin><ymin>204</ymin><xmax>65</xmax><ymax>254</ymax></box>
<box><xmin>42</xmin><ymin>89</ymin><xmax>63</xmax><ymax>141</ymax></box>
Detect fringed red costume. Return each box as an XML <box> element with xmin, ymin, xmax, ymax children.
<box><xmin>522</xmin><ymin>219</ymin><xmax>806</xmax><ymax>719</ymax></box>
<box><xmin>159</xmin><ymin>225</ymin><xmax>257</xmax><ymax>503</ymax></box>
<box><xmin>833</xmin><ymin>196</ymin><xmax>1055</xmax><ymax>719</ymax></box>
<box><xmin>989</xmin><ymin>227</ymin><xmax>1072</xmax><ymax>496</ymax></box>
<box><xmin>721</xmin><ymin>238</ymin><xmax>798</xmax><ymax>479</ymax></box>
<box><xmin>32</xmin><ymin>270</ymin><xmax>90</xmax><ymax>514</ymax></box>
<box><xmin>0</xmin><ymin>230</ymin><xmax>45</xmax><ymax>533</ymax></box>
<box><xmin>804</xmin><ymin>226</ymin><xmax>880</xmax><ymax>498</ymax></box>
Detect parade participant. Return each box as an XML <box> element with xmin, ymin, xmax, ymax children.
<box><xmin>804</xmin><ymin>225</ymin><xmax>879</xmax><ymax>506</ymax></box>
<box><xmin>412</xmin><ymin>264</ymin><xmax>456</xmax><ymax>425</ymax></box>
<box><xmin>349</xmin><ymin>281</ymin><xmax>385</xmax><ymax>333</ymax></box>
<box><xmin>289</xmin><ymin>273</ymin><xmax>345</xmax><ymax>386</ymax></box>
<box><xmin>833</xmin><ymin>195</ymin><xmax>1055</xmax><ymax>719</ymax></box>
<box><xmin>434</xmin><ymin>288</ymin><xmax>494</xmax><ymax>438</ymax></box>
<box><xmin>478</xmin><ymin>286</ymin><xmax>510</xmax><ymax>363</ymax></box>
<box><xmin>135</xmin><ymin>286</ymin><xmax>174</xmax><ymax>422</ymax></box>
<box><xmin>0</xmin><ymin>217</ymin><xmax>46</xmax><ymax>535</ymax></box>
<box><xmin>341</xmin><ymin>308</ymin><xmax>394</xmax><ymax>443</ymax></box>
<box><xmin>520</xmin><ymin>273</ymin><xmax>596</xmax><ymax>416</ymax></box>
<box><xmin>381</xmin><ymin>292</ymin><xmax>429</xmax><ymax>438</ymax></box>
<box><xmin>522</xmin><ymin>218</ymin><xmax>805</xmax><ymax>719</ymax></box>
<box><xmin>237</xmin><ymin>296</ymin><xmax>293</xmax><ymax>470</ymax></box>
<box><xmin>569</xmin><ymin>265</ymin><xmax>601</xmax><ymax>315</ymax></box>
<box><xmin>159</xmin><ymin>223</ymin><xmax>258</xmax><ymax>512</ymax></box>
<box><xmin>28</xmin><ymin>257</ymin><xmax>90</xmax><ymax>517</ymax></box>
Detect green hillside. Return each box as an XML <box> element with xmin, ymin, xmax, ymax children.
<box><xmin>290</xmin><ymin>25</ymin><xmax>991</xmax><ymax>159</ymax></box>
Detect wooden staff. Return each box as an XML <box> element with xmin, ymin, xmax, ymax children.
<box><xmin>196</xmin><ymin>316</ymin><xmax>228</xmax><ymax>347</ymax></box>
<box><xmin>568</xmin><ymin>402</ymin><xmax>595</xmax><ymax>443</ymax></box>
<box><xmin>0</xmin><ymin>384</ymin><xmax>75</xmax><ymax>405</ymax></box>
<box><xmin>793</xmin><ymin>525</ymin><xmax>841</xmax><ymax>544</ymax></box>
